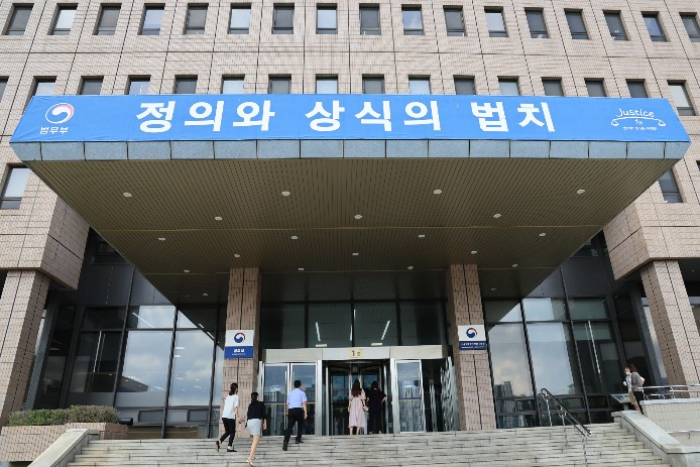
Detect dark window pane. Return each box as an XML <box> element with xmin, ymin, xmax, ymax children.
<box><xmin>488</xmin><ymin>324</ymin><xmax>534</xmax><ymax>397</ymax></box>
<box><xmin>2</xmin><ymin>167</ymin><xmax>30</xmax><ymax>205</ymax></box>
<box><xmin>82</xmin><ymin>307</ymin><xmax>126</xmax><ymax>329</ymax></box>
<box><xmin>96</xmin><ymin>5</ymin><xmax>120</xmax><ymax>35</ymax></box>
<box><xmin>273</xmin><ymin>6</ymin><xmax>293</xmax><ymax>34</ymax></box>
<box><xmin>527</xmin><ymin>323</ymin><xmax>582</xmax><ymax>395</ymax></box>
<box><xmin>543</xmin><ymin>79</ymin><xmax>563</xmax><ymax>96</ymax></box>
<box><xmin>362</xmin><ymin>77</ymin><xmax>384</xmax><ymax>94</ymax></box>
<box><xmin>34</xmin><ymin>80</ymin><xmax>56</xmax><ymax>96</ymax></box>
<box><xmin>682</xmin><ymin>14</ymin><xmax>700</xmax><ymax>42</ymax></box>
<box><xmin>669</xmin><ymin>83</ymin><xmax>695</xmax><ymax>116</ymax></box>
<box><xmin>229</xmin><ymin>6</ymin><xmax>250</xmax><ymax>34</ymax></box>
<box><xmin>565</xmin><ymin>11</ymin><xmax>588</xmax><ymax>40</ymax></box>
<box><xmin>523</xmin><ymin>298</ymin><xmax>566</xmax><ymax>321</ymax></box>
<box><xmin>127</xmin><ymin>305</ymin><xmax>176</xmax><ymax>328</ymax></box>
<box><xmin>444</xmin><ymin>8</ymin><xmax>464</xmax><ymax>36</ymax></box>
<box><xmin>526</xmin><ymin>10</ymin><xmax>547</xmax><ymax>38</ymax></box>
<box><xmin>585</xmin><ymin>80</ymin><xmax>606</xmax><ymax>97</ymax></box>
<box><xmin>627</xmin><ymin>81</ymin><xmax>648</xmax><ymax>98</ymax></box>
<box><xmin>268</xmin><ymin>77</ymin><xmax>290</xmax><ymax>94</ymax></box>
<box><xmin>485</xmin><ymin>9</ymin><xmax>506</xmax><ymax>37</ymax></box>
<box><xmin>52</xmin><ymin>6</ymin><xmax>76</xmax><ymax>35</ymax></box>
<box><xmin>141</xmin><ymin>6</ymin><xmax>164</xmax><ymax>35</ymax></box>
<box><xmin>485</xmin><ymin>301</ymin><xmax>522</xmax><ymax>323</ymax></box>
<box><xmin>128</xmin><ymin>78</ymin><xmax>150</xmax><ymax>95</ymax></box>
<box><xmin>116</xmin><ymin>331</ymin><xmax>172</xmax><ymax>408</ymax></box>
<box><xmin>308</xmin><ymin>303</ymin><xmax>351</xmax><ymax>348</ymax></box>
<box><xmin>354</xmin><ymin>302</ymin><xmax>398</xmax><ymax>347</ymax></box>
<box><xmin>402</xmin><ymin>8</ymin><xmax>423</xmax><ymax>35</ymax></box>
<box><xmin>658</xmin><ymin>169</ymin><xmax>682</xmax><ymax>203</ymax></box>
<box><xmin>360</xmin><ymin>6</ymin><xmax>380</xmax><ymax>35</ymax></box>
<box><xmin>80</xmin><ymin>78</ymin><xmax>103</xmax><ymax>95</ymax></box>
<box><xmin>67</xmin><ymin>331</ymin><xmax>121</xmax><ymax>405</ymax></box>
<box><xmin>643</xmin><ymin>14</ymin><xmax>665</xmax><ymax>42</ymax></box>
<box><xmin>400</xmin><ymin>301</ymin><xmax>445</xmax><ymax>345</ymax></box>
<box><xmin>185</xmin><ymin>5</ymin><xmax>207</xmax><ymax>34</ymax></box>
<box><xmin>0</xmin><ymin>78</ymin><xmax>7</xmax><ymax>101</ymax></box>
<box><xmin>260</xmin><ymin>303</ymin><xmax>305</xmax><ymax>348</ymax></box>
<box><xmin>568</xmin><ymin>298</ymin><xmax>609</xmax><ymax>320</ymax></box>
<box><xmin>454</xmin><ymin>77</ymin><xmax>475</xmax><ymax>95</ymax></box>
<box><xmin>604</xmin><ymin>12</ymin><xmax>627</xmax><ymax>41</ymax></box>
<box><xmin>317</xmin><ymin>6</ymin><xmax>337</xmax><ymax>34</ymax></box>
<box><xmin>175</xmin><ymin>77</ymin><xmax>197</xmax><ymax>94</ymax></box>
<box><xmin>499</xmin><ymin>79</ymin><xmax>519</xmax><ymax>95</ymax></box>
<box><xmin>6</xmin><ymin>5</ymin><xmax>33</xmax><ymax>35</ymax></box>
<box><xmin>573</xmin><ymin>322</ymin><xmax>622</xmax><ymax>394</ymax></box>
<box><xmin>168</xmin><ymin>330</ymin><xmax>214</xmax><ymax>405</ymax></box>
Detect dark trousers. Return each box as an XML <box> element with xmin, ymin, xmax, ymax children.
<box><xmin>219</xmin><ymin>417</ymin><xmax>236</xmax><ymax>447</ymax></box>
<box><xmin>283</xmin><ymin>408</ymin><xmax>305</xmax><ymax>445</ymax></box>
<box><xmin>368</xmin><ymin>411</ymin><xmax>382</xmax><ymax>433</ymax></box>
<box><xmin>634</xmin><ymin>391</ymin><xmax>644</xmax><ymax>413</ymax></box>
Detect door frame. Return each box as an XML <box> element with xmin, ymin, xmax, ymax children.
<box><xmin>391</xmin><ymin>358</ymin><xmax>427</xmax><ymax>433</ymax></box>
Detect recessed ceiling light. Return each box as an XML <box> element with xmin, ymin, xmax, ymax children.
<box><xmin>183</xmin><ymin>269</ymin><xmax>190</xmax><ymax>273</ymax></box>
<box><xmin>418</xmin><ymin>234</ymin><xmax>426</xmax><ymax>238</ymax></box>
<box><xmin>433</xmin><ymin>189</ymin><xmax>443</xmax><ymax>195</ymax></box>
<box><xmin>491</xmin><ymin>287</ymin><xmax>497</xmax><ymax>291</ymax></box>
<box><xmin>354</xmin><ymin>214</ymin><xmax>363</xmax><ymax>220</ymax></box>
<box><xmin>123</xmin><ymin>192</ymin><xmax>132</xmax><ymax>198</ymax></box>
<box><xmin>493</xmin><ymin>213</ymin><xmax>502</xmax><ymax>219</ymax></box>
<box><xmin>234</xmin><ymin>254</ymin><xmax>241</xmax><ymax>258</ymax></box>
<box><xmin>202</xmin><ymin>293</ymin><xmax>208</xmax><ymax>297</ymax></box>
<box><xmin>291</xmin><ymin>235</ymin><xmax>299</xmax><ymax>240</ymax></box>
<box><xmin>214</xmin><ymin>216</ymin><xmax>222</xmax><ymax>221</ymax></box>
<box><xmin>539</xmin><ymin>232</ymin><xmax>547</xmax><ymax>237</ymax></box>
<box><xmin>512</xmin><ymin>264</ymin><xmax>518</xmax><ymax>268</ymax></box>
<box><xmin>471</xmin><ymin>250</ymin><xmax>477</xmax><ymax>255</ymax></box>
<box><xmin>298</xmin><ymin>267</ymin><xmax>304</xmax><ymax>271</ymax></box>
<box><xmin>576</xmin><ymin>189</ymin><xmax>586</xmax><ymax>195</ymax></box>
<box><xmin>352</xmin><ymin>252</ymin><xmax>359</xmax><ymax>256</ymax></box>
<box><xmin>157</xmin><ymin>237</ymin><xmax>166</xmax><ymax>241</ymax></box>
<box><xmin>281</xmin><ymin>191</ymin><xmax>291</xmax><ymax>197</ymax></box>
<box><xmin>407</xmin><ymin>266</ymin><xmax>414</xmax><ymax>270</ymax></box>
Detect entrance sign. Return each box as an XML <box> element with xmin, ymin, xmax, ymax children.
<box><xmin>12</xmin><ymin>95</ymin><xmax>689</xmax><ymax>143</ymax></box>
<box><xmin>349</xmin><ymin>348</ymin><xmax>363</xmax><ymax>358</ymax></box>
<box><xmin>224</xmin><ymin>329</ymin><xmax>254</xmax><ymax>358</ymax></box>
<box><xmin>458</xmin><ymin>325</ymin><xmax>487</xmax><ymax>351</ymax></box>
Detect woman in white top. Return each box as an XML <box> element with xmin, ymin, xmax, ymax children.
<box><xmin>217</xmin><ymin>382</ymin><xmax>240</xmax><ymax>453</ymax></box>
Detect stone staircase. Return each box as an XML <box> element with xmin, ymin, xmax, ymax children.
<box><xmin>68</xmin><ymin>422</ymin><xmax>669</xmax><ymax>466</ymax></box>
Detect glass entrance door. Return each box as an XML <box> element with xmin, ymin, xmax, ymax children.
<box><xmin>394</xmin><ymin>360</ymin><xmax>425</xmax><ymax>432</ymax></box>
<box><xmin>328</xmin><ymin>366</ymin><xmax>350</xmax><ymax>435</ymax></box>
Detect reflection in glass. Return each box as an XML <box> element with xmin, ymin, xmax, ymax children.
<box><xmin>127</xmin><ymin>305</ymin><xmax>175</xmax><ymax>328</ymax></box>
<box><xmin>116</xmin><ymin>331</ymin><xmax>172</xmax><ymax>407</ymax></box>
<box><xmin>261</xmin><ymin>303</ymin><xmax>305</xmax><ymax>349</ymax></box>
<box><xmin>211</xmin><ymin>330</ymin><xmax>225</xmax><ymax>438</ymax></box>
<box><xmin>354</xmin><ymin>302</ymin><xmax>398</xmax><ymax>347</ymax></box>
<box><xmin>292</xmin><ymin>364</ymin><xmax>316</xmax><ymax>435</ymax></box>
<box><xmin>569</xmin><ymin>298</ymin><xmax>608</xmax><ymax>320</ymax></box>
<box><xmin>308</xmin><ymin>303</ymin><xmax>351</xmax><ymax>348</ymax></box>
<box><xmin>264</xmin><ymin>364</ymin><xmax>289</xmax><ymax>436</ymax></box>
<box><xmin>574</xmin><ymin>322</ymin><xmax>622</xmax><ymax>393</ymax></box>
<box><xmin>488</xmin><ymin>324</ymin><xmax>534</xmax><ymax>398</ymax></box>
<box><xmin>176</xmin><ymin>306</ymin><xmax>217</xmax><ymax>329</ymax></box>
<box><xmin>168</xmin><ymin>330</ymin><xmax>215</xmax><ymax>406</ymax></box>
<box><xmin>397</xmin><ymin>361</ymin><xmax>424</xmax><ymax>432</ymax></box>
<box><xmin>523</xmin><ymin>298</ymin><xmax>566</xmax><ymax>321</ymax></box>
<box><xmin>400</xmin><ymin>301</ymin><xmax>445</xmax><ymax>345</ymax></box>
<box><xmin>329</xmin><ymin>368</ymin><xmax>350</xmax><ymax>435</ymax></box>
<box><xmin>485</xmin><ymin>301</ymin><xmax>522</xmax><ymax>323</ymax></box>
<box><xmin>527</xmin><ymin>323</ymin><xmax>581</xmax><ymax>395</ymax></box>
<box><xmin>68</xmin><ymin>331</ymin><xmax>121</xmax><ymax>405</ymax></box>
<box><xmin>82</xmin><ymin>307</ymin><xmax>126</xmax><ymax>329</ymax></box>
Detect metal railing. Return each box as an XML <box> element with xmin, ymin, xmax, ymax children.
<box><xmin>638</xmin><ymin>384</ymin><xmax>700</xmax><ymax>400</ymax></box>
<box><xmin>539</xmin><ymin>388</ymin><xmax>593</xmax><ymax>467</ymax></box>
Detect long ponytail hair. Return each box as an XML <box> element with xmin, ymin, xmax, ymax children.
<box><xmin>229</xmin><ymin>382</ymin><xmax>239</xmax><ymax>396</ymax></box>
<box><xmin>351</xmin><ymin>380</ymin><xmax>362</xmax><ymax>397</ymax></box>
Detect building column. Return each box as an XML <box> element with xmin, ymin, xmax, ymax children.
<box><xmin>640</xmin><ymin>260</ymin><xmax>700</xmax><ymax>386</ymax></box>
<box><xmin>446</xmin><ymin>264</ymin><xmax>496</xmax><ymax>431</ymax></box>
<box><xmin>220</xmin><ymin>267</ymin><xmax>261</xmax><ymax>438</ymax></box>
<box><xmin>0</xmin><ymin>271</ymin><xmax>51</xmax><ymax>425</ymax></box>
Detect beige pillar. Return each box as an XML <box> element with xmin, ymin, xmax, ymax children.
<box><xmin>446</xmin><ymin>264</ymin><xmax>496</xmax><ymax>431</ymax></box>
<box><xmin>0</xmin><ymin>271</ymin><xmax>51</xmax><ymax>425</ymax></box>
<box><xmin>220</xmin><ymin>267</ymin><xmax>261</xmax><ymax>438</ymax></box>
<box><xmin>641</xmin><ymin>260</ymin><xmax>700</xmax><ymax>386</ymax></box>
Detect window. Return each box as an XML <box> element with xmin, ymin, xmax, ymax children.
<box><xmin>51</xmin><ymin>5</ymin><xmax>76</xmax><ymax>35</ymax></box>
<box><xmin>669</xmin><ymin>82</ymin><xmax>695</xmax><ymax>116</ymax></box>
<box><xmin>444</xmin><ymin>7</ymin><xmax>464</xmax><ymax>36</ymax></box>
<box><xmin>33</xmin><ymin>78</ymin><xmax>56</xmax><ymax>96</ymax></box>
<box><xmin>542</xmin><ymin>79</ymin><xmax>563</xmax><ymax>96</ymax></box>
<box><xmin>454</xmin><ymin>77</ymin><xmax>475</xmax><ymax>95</ymax></box>
<box><xmin>526</xmin><ymin>9</ymin><xmax>547</xmax><ymax>38</ymax></box>
<box><xmin>604</xmin><ymin>12</ymin><xmax>627</xmax><ymax>41</ymax></box>
<box><xmin>317</xmin><ymin>5</ymin><xmax>336</xmax><ymax>34</ymax></box>
<box><xmin>409</xmin><ymin>77</ymin><xmax>430</xmax><ymax>95</ymax></box>
<box><xmin>1</xmin><ymin>167</ymin><xmax>30</xmax><ymax>209</ymax></box>
<box><xmin>565</xmin><ymin>11</ymin><xmax>588</xmax><ymax>40</ymax></box>
<box><xmin>80</xmin><ymin>77</ymin><xmax>103</xmax><ymax>95</ymax></box>
<box><xmin>272</xmin><ymin>6</ymin><xmax>293</xmax><ymax>34</ymax></box>
<box><xmin>268</xmin><ymin>76</ymin><xmax>291</xmax><ymax>94</ymax></box>
<box><xmin>128</xmin><ymin>77</ymin><xmax>150</xmax><ymax>95</ymax></box>
<box><xmin>585</xmin><ymin>79</ymin><xmax>606</xmax><ymax>97</ymax></box>
<box><xmin>362</xmin><ymin>76</ymin><xmax>384</xmax><ymax>94</ymax></box>
<box><xmin>140</xmin><ymin>6</ymin><xmax>164</xmax><ymax>35</ymax></box>
<box><xmin>5</xmin><ymin>5</ymin><xmax>32</xmax><ymax>35</ymax></box>
<box><xmin>175</xmin><ymin>76</ymin><xmax>197</xmax><ymax>94</ymax></box>
<box><xmin>316</xmin><ymin>76</ymin><xmax>337</xmax><ymax>94</ymax></box>
<box><xmin>359</xmin><ymin>6</ymin><xmax>380</xmax><ymax>35</ymax></box>
<box><xmin>499</xmin><ymin>78</ymin><xmax>519</xmax><ymax>95</ymax></box>
<box><xmin>658</xmin><ymin>169</ymin><xmax>681</xmax><ymax>203</ymax></box>
<box><xmin>184</xmin><ymin>5</ymin><xmax>207</xmax><ymax>34</ymax></box>
<box><xmin>229</xmin><ymin>5</ymin><xmax>250</xmax><ymax>34</ymax></box>
<box><xmin>0</xmin><ymin>78</ymin><xmax>7</xmax><ymax>102</ymax></box>
<box><xmin>401</xmin><ymin>7</ymin><xmax>422</xmax><ymax>35</ymax></box>
<box><xmin>643</xmin><ymin>13</ymin><xmax>665</xmax><ymax>42</ymax></box>
<box><xmin>222</xmin><ymin>76</ymin><xmax>244</xmax><ymax>94</ymax></box>
<box><xmin>627</xmin><ymin>80</ymin><xmax>648</xmax><ymax>98</ymax></box>
<box><xmin>485</xmin><ymin>8</ymin><xmax>507</xmax><ymax>37</ymax></box>
<box><xmin>681</xmin><ymin>14</ymin><xmax>700</xmax><ymax>42</ymax></box>
<box><xmin>95</xmin><ymin>5</ymin><xmax>120</xmax><ymax>35</ymax></box>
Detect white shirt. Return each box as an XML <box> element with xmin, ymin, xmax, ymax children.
<box><xmin>223</xmin><ymin>394</ymin><xmax>239</xmax><ymax>419</ymax></box>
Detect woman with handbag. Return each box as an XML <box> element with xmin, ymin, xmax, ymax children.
<box><xmin>348</xmin><ymin>380</ymin><xmax>367</xmax><ymax>435</ymax></box>
<box><xmin>243</xmin><ymin>391</ymin><xmax>266</xmax><ymax>466</ymax></box>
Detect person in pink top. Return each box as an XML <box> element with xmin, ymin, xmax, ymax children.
<box><xmin>348</xmin><ymin>380</ymin><xmax>367</xmax><ymax>435</ymax></box>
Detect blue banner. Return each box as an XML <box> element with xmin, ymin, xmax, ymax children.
<box><xmin>11</xmin><ymin>94</ymin><xmax>689</xmax><ymax>143</ymax></box>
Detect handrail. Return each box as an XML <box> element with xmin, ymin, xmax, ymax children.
<box><xmin>639</xmin><ymin>384</ymin><xmax>700</xmax><ymax>400</ymax></box>
<box><xmin>539</xmin><ymin>388</ymin><xmax>593</xmax><ymax>467</ymax></box>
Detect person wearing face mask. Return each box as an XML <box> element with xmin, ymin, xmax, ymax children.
<box><xmin>623</xmin><ymin>365</ymin><xmax>645</xmax><ymax>413</ymax></box>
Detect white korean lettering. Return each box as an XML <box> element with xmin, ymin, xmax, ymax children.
<box><xmin>232</xmin><ymin>101</ymin><xmax>275</xmax><ymax>131</ymax></box>
<box><xmin>49</xmin><ymin>127</ymin><xmax>59</xmax><ymax>134</ymax></box>
<box><xmin>184</xmin><ymin>101</ymin><xmax>224</xmax><ymax>132</ymax></box>
<box><xmin>471</xmin><ymin>102</ymin><xmax>508</xmax><ymax>132</ymax></box>
<box><xmin>59</xmin><ymin>127</ymin><xmax>69</xmax><ymax>134</ymax></box>
<box><xmin>517</xmin><ymin>103</ymin><xmax>555</xmax><ymax>132</ymax></box>
<box><xmin>40</xmin><ymin>127</ymin><xmax>49</xmax><ymax>135</ymax></box>
<box><xmin>404</xmin><ymin>101</ymin><xmax>440</xmax><ymax>131</ymax></box>
<box><xmin>305</xmin><ymin>101</ymin><xmax>346</xmax><ymax>131</ymax></box>
<box><xmin>137</xmin><ymin>101</ymin><xmax>176</xmax><ymax>133</ymax></box>
<box><xmin>355</xmin><ymin>101</ymin><xmax>392</xmax><ymax>131</ymax></box>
